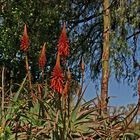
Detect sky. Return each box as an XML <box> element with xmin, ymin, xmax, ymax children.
<box><xmin>84</xmin><ymin>77</ymin><xmax>138</xmax><ymax>107</ymax></box>
<box><xmin>108</xmin><ymin>78</ymin><xmax>138</xmax><ymax>106</ymax></box>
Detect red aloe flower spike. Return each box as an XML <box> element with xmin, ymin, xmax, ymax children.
<box><xmin>39</xmin><ymin>43</ymin><xmax>46</xmax><ymax>70</ymax></box>
<box><xmin>57</xmin><ymin>22</ymin><xmax>70</xmax><ymax>57</ymax></box>
<box><xmin>51</xmin><ymin>53</ymin><xmax>64</xmax><ymax>93</ymax></box>
<box><xmin>20</xmin><ymin>24</ymin><xmax>29</xmax><ymax>52</ymax></box>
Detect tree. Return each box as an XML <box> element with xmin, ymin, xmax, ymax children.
<box><xmin>101</xmin><ymin>0</ymin><xmax>110</xmax><ymax>114</ymax></box>
<box><xmin>110</xmin><ymin>0</ymin><xmax>140</xmax><ymax>84</ymax></box>
<box><xmin>0</xmin><ymin>0</ymin><xmax>103</xmax><ymax>84</ymax></box>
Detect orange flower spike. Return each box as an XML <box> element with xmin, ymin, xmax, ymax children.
<box><xmin>39</xmin><ymin>43</ymin><xmax>46</xmax><ymax>70</ymax></box>
<box><xmin>51</xmin><ymin>53</ymin><xmax>64</xmax><ymax>93</ymax></box>
<box><xmin>20</xmin><ymin>24</ymin><xmax>29</xmax><ymax>52</ymax></box>
<box><xmin>57</xmin><ymin>22</ymin><xmax>70</xmax><ymax>57</ymax></box>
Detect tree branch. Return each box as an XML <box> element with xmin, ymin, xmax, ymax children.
<box><xmin>126</xmin><ymin>30</ymin><xmax>140</xmax><ymax>40</ymax></box>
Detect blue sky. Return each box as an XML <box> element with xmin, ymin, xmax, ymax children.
<box><xmin>108</xmin><ymin>78</ymin><xmax>138</xmax><ymax>106</ymax></box>
<box><xmin>84</xmin><ymin>77</ymin><xmax>138</xmax><ymax>106</ymax></box>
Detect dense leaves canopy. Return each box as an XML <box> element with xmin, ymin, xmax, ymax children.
<box><xmin>0</xmin><ymin>0</ymin><xmax>140</xmax><ymax>85</ymax></box>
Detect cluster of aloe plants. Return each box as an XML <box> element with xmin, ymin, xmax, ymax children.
<box><xmin>0</xmin><ymin>23</ymin><xmax>140</xmax><ymax>140</ymax></box>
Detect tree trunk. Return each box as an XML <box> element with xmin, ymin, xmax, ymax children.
<box><xmin>101</xmin><ymin>0</ymin><xmax>110</xmax><ymax>115</ymax></box>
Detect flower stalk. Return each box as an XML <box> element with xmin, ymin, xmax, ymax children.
<box><xmin>39</xmin><ymin>43</ymin><xmax>46</xmax><ymax>82</ymax></box>
<box><xmin>20</xmin><ymin>24</ymin><xmax>35</xmax><ymax>102</ymax></box>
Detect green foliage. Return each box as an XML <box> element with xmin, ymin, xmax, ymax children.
<box><xmin>110</xmin><ymin>0</ymin><xmax>140</xmax><ymax>83</ymax></box>
<box><xmin>0</xmin><ymin>0</ymin><xmax>68</xmax><ymax>83</ymax></box>
<box><xmin>0</xmin><ymin>0</ymin><xmax>103</xmax><ymax>84</ymax></box>
<box><xmin>1</xmin><ymin>0</ymin><xmax>140</xmax><ymax>85</ymax></box>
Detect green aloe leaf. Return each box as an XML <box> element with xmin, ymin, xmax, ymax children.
<box><xmin>13</xmin><ymin>74</ymin><xmax>28</xmax><ymax>102</ymax></box>
<box><xmin>76</xmin><ymin>109</ymin><xmax>95</xmax><ymax>122</ymax></box>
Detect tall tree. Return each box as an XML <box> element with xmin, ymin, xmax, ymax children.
<box><xmin>101</xmin><ymin>0</ymin><xmax>110</xmax><ymax>114</ymax></box>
